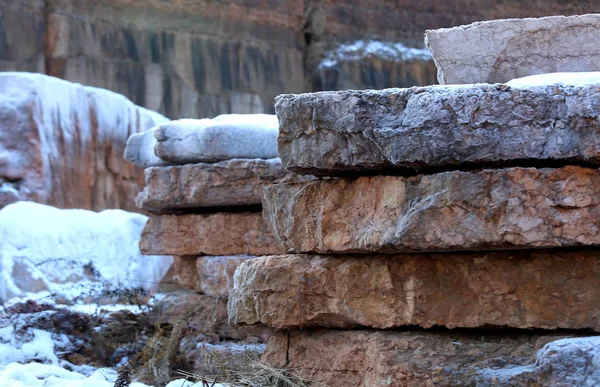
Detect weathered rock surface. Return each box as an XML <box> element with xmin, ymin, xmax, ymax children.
<box><xmin>149</xmin><ymin>291</ymin><xmax>273</xmax><ymax>344</ymax></box>
<box><xmin>0</xmin><ymin>72</ymin><xmax>167</xmax><ymax>211</ymax></box>
<box><xmin>182</xmin><ymin>342</ymin><xmax>265</xmax><ymax>377</ymax></box>
<box><xmin>229</xmin><ymin>252</ymin><xmax>600</xmax><ymax>330</ymax></box>
<box><xmin>140</xmin><ymin>213</ymin><xmax>285</xmax><ymax>256</ymax></box>
<box><xmin>136</xmin><ymin>158</ymin><xmax>310</xmax><ymax>211</ymax></box>
<box><xmin>154</xmin><ymin>115</ymin><xmax>279</xmax><ymax>164</ymax></box>
<box><xmin>275</xmin><ymin>83</ymin><xmax>600</xmax><ymax>175</ymax></box>
<box><xmin>426</xmin><ymin>14</ymin><xmax>600</xmax><ymax>85</ymax></box>
<box><xmin>172</xmin><ymin>255</ymin><xmax>255</xmax><ymax>296</ymax></box>
<box><xmin>123</xmin><ymin>128</ymin><xmax>171</xmax><ymax>169</ymax></box>
<box><xmin>264</xmin><ymin>166</ymin><xmax>600</xmax><ymax>254</ymax></box>
<box><xmin>262</xmin><ymin>329</ymin><xmax>599</xmax><ymax>387</ymax></box>
<box><xmin>197</xmin><ymin>255</ymin><xmax>255</xmax><ymax>298</ymax></box>
<box><xmin>172</xmin><ymin>256</ymin><xmax>198</xmax><ymax>291</ymax></box>
<box><xmin>0</xmin><ymin>201</ymin><xmax>172</xmax><ymax>303</ymax></box>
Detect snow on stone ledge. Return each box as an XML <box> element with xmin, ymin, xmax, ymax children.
<box><xmin>319</xmin><ymin>40</ymin><xmax>432</xmax><ymax>69</ymax></box>
<box><xmin>125</xmin><ymin>114</ymin><xmax>280</xmax><ymax>167</ymax></box>
<box><xmin>506</xmin><ymin>71</ymin><xmax>600</xmax><ymax>88</ymax></box>
<box><xmin>0</xmin><ymin>201</ymin><xmax>173</xmax><ymax>303</ymax></box>
<box><xmin>153</xmin><ymin>114</ymin><xmax>279</xmax><ymax>165</ymax></box>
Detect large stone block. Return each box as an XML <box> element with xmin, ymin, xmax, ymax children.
<box><xmin>275</xmin><ymin>82</ymin><xmax>600</xmax><ymax>175</ymax></box>
<box><xmin>140</xmin><ymin>212</ymin><xmax>284</xmax><ymax>256</ymax></box>
<box><xmin>136</xmin><ymin>158</ymin><xmax>309</xmax><ymax>211</ymax></box>
<box><xmin>0</xmin><ymin>72</ymin><xmax>167</xmax><ymax>212</ymax></box>
<box><xmin>262</xmin><ymin>329</ymin><xmax>599</xmax><ymax>387</ymax></box>
<box><xmin>264</xmin><ymin>166</ymin><xmax>600</xmax><ymax>254</ymax></box>
<box><xmin>229</xmin><ymin>252</ymin><xmax>600</xmax><ymax>331</ymax></box>
<box><xmin>426</xmin><ymin>14</ymin><xmax>600</xmax><ymax>85</ymax></box>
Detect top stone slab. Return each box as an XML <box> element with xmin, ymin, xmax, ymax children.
<box><xmin>155</xmin><ymin>114</ymin><xmax>279</xmax><ymax>164</ymax></box>
<box><xmin>425</xmin><ymin>14</ymin><xmax>600</xmax><ymax>85</ymax></box>
<box><xmin>275</xmin><ymin>77</ymin><xmax>600</xmax><ymax>176</ymax></box>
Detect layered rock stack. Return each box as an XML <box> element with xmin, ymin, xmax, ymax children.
<box><xmin>228</xmin><ymin>15</ymin><xmax>600</xmax><ymax>386</ymax></box>
<box><xmin>124</xmin><ymin>114</ymin><xmax>312</xmax><ymax>374</ymax></box>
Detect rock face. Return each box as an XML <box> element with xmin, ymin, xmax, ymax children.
<box><xmin>136</xmin><ymin>158</ymin><xmax>308</xmax><ymax>211</ymax></box>
<box><xmin>0</xmin><ymin>201</ymin><xmax>172</xmax><ymax>303</ymax></box>
<box><xmin>229</xmin><ymin>252</ymin><xmax>600</xmax><ymax>330</ymax></box>
<box><xmin>275</xmin><ymin>83</ymin><xmax>600</xmax><ymax>176</ymax></box>
<box><xmin>154</xmin><ymin>115</ymin><xmax>279</xmax><ymax>164</ymax></box>
<box><xmin>262</xmin><ymin>329</ymin><xmax>599</xmax><ymax>387</ymax></box>
<box><xmin>172</xmin><ymin>256</ymin><xmax>199</xmax><ymax>291</ymax></box>
<box><xmin>264</xmin><ymin>166</ymin><xmax>600</xmax><ymax>254</ymax></box>
<box><xmin>149</xmin><ymin>291</ymin><xmax>272</xmax><ymax>344</ymax></box>
<box><xmin>0</xmin><ymin>72</ymin><xmax>167</xmax><ymax>212</ymax></box>
<box><xmin>140</xmin><ymin>213</ymin><xmax>285</xmax><ymax>256</ymax></box>
<box><xmin>426</xmin><ymin>14</ymin><xmax>600</xmax><ymax>85</ymax></box>
<box><xmin>197</xmin><ymin>256</ymin><xmax>255</xmax><ymax>298</ymax></box>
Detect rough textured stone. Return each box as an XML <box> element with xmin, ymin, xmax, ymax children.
<box><xmin>136</xmin><ymin>158</ymin><xmax>310</xmax><ymax>211</ymax></box>
<box><xmin>229</xmin><ymin>252</ymin><xmax>600</xmax><ymax>330</ymax></box>
<box><xmin>197</xmin><ymin>255</ymin><xmax>256</xmax><ymax>298</ymax></box>
<box><xmin>275</xmin><ymin>83</ymin><xmax>600</xmax><ymax>176</ymax></box>
<box><xmin>0</xmin><ymin>72</ymin><xmax>167</xmax><ymax>211</ymax></box>
<box><xmin>140</xmin><ymin>213</ymin><xmax>285</xmax><ymax>256</ymax></box>
<box><xmin>262</xmin><ymin>329</ymin><xmax>598</xmax><ymax>387</ymax></box>
<box><xmin>182</xmin><ymin>342</ymin><xmax>265</xmax><ymax>377</ymax></box>
<box><xmin>426</xmin><ymin>14</ymin><xmax>600</xmax><ymax>85</ymax></box>
<box><xmin>172</xmin><ymin>256</ymin><xmax>198</xmax><ymax>291</ymax></box>
<box><xmin>154</xmin><ymin>115</ymin><xmax>279</xmax><ymax>164</ymax></box>
<box><xmin>149</xmin><ymin>291</ymin><xmax>273</xmax><ymax>344</ymax></box>
<box><xmin>264</xmin><ymin>166</ymin><xmax>600</xmax><ymax>254</ymax></box>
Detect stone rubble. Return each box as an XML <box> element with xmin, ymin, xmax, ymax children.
<box><xmin>225</xmin><ymin>14</ymin><xmax>600</xmax><ymax>386</ymax></box>
<box><xmin>125</xmin><ymin>114</ymin><xmax>305</xmax><ymax>380</ymax></box>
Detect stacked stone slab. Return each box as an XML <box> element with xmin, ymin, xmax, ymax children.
<box><xmin>228</xmin><ymin>18</ymin><xmax>600</xmax><ymax>386</ymax></box>
<box><xmin>124</xmin><ymin>114</ymin><xmax>311</xmax><ymax>374</ymax></box>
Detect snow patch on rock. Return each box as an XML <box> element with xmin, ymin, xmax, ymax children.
<box><xmin>0</xmin><ymin>201</ymin><xmax>172</xmax><ymax>303</ymax></box>
<box><xmin>319</xmin><ymin>40</ymin><xmax>432</xmax><ymax>69</ymax></box>
<box><xmin>507</xmin><ymin>71</ymin><xmax>600</xmax><ymax>88</ymax></box>
<box><xmin>154</xmin><ymin>114</ymin><xmax>279</xmax><ymax>164</ymax></box>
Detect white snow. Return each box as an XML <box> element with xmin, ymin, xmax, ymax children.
<box><xmin>0</xmin><ymin>201</ymin><xmax>173</xmax><ymax>303</ymax></box>
<box><xmin>154</xmin><ymin>114</ymin><xmax>279</xmax><ymax>164</ymax></box>
<box><xmin>124</xmin><ymin>126</ymin><xmax>173</xmax><ymax>168</ymax></box>
<box><xmin>319</xmin><ymin>40</ymin><xmax>432</xmax><ymax>69</ymax></box>
<box><xmin>506</xmin><ymin>72</ymin><xmax>600</xmax><ymax>88</ymax></box>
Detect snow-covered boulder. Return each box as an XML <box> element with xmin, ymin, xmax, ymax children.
<box><xmin>0</xmin><ymin>72</ymin><xmax>168</xmax><ymax>212</ymax></box>
<box><xmin>123</xmin><ymin>127</ymin><xmax>172</xmax><ymax>169</ymax></box>
<box><xmin>154</xmin><ymin>114</ymin><xmax>279</xmax><ymax>164</ymax></box>
<box><xmin>0</xmin><ymin>201</ymin><xmax>173</xmax><ymax>303</ymax></box>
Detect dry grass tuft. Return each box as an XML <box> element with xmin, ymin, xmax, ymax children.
<box><xmin>176</xmin><ymin>359</ymin><xmax>329</xmax><ymax>387</ymax></box>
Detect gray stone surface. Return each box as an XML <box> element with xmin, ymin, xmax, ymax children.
<box><xmin>425</xmin><ymin>14</ymin><xmax>600</xmax><ymax>84</ymax></box>
<box><xmin>264</xmin><ymin>166</ymin><xmax>600</xmax><ymax>254</ymax></box>
<box><xmin>154</xmin><ymin>114</ymin><xmax>279</xmax><ymax>164</ymax></box>
<box><xmin>229</xmin><ymin>252</ymin><xmax>600</xmax><ymax>331</ymax></box>
<box><xmin>136</xmin><ymin>158</ymin><xmax>310</xmax><ymax>211</ymax></box>
<box><xmin>275</xmin><ymin>83</ymin><xmax>600</xmax><ymax>175</ymax></box>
